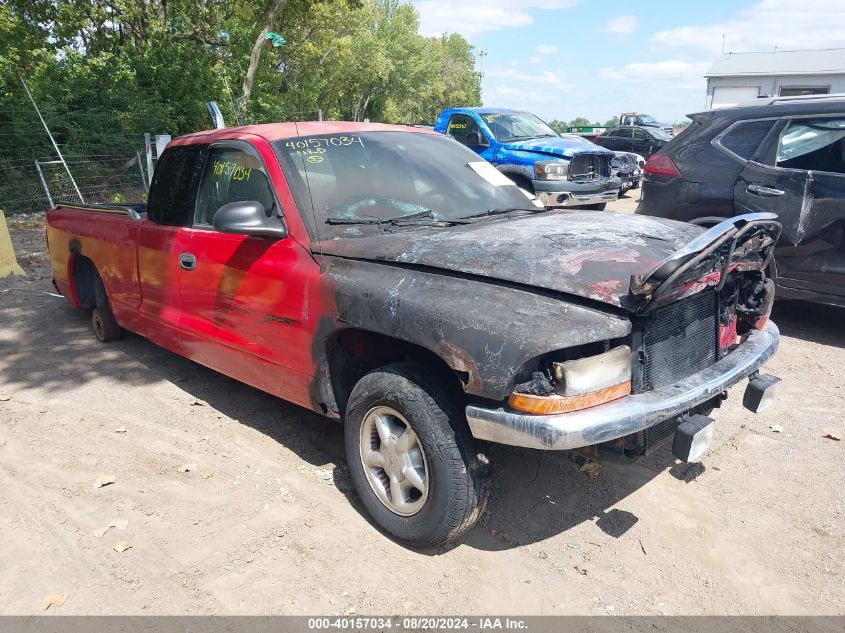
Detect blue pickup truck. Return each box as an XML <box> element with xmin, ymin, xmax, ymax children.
<box><xmin>434</xmin><ymin>107</ymin><xmax>621</xmax><ymax>209</ymax></box>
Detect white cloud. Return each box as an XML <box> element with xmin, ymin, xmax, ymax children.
<box><xmin>413</xmin><ymin>1</ymin><xmax>579</xmax><ymax>39</ymax></box>
<box><xmin>650</xmin><ymin>0</ymin><xmax>845</xmax><ymax>56</ymax></box>
<box><xmin>535</xmin><ymin>44</ymin><xmax>558</xmax><ymax>54</ymax></box>
<box><xmin>483</xmin><ymin>63</ymin><xmax>576</xmax><ymax>110</ymax></box>
<box><xmin>486</xmin><ymin>65</ymin><xmax>573</xmax><ymax>88</ymax></box>
<box><xmin>599</xmin><ymin>60</ymin><xmax>710</xmax><ymax>90</ymax></box>
<box><xmin>605</xmin><ymin>15</ymin><xmax>638</xmax><ymax>35</ymax></box>
<box><xmin>529</xmin><ymin>56</ymin><xmax>543</xmax><ymax>65</ymax></box>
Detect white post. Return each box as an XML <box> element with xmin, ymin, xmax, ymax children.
<box><xmin>136</xmin><ymin>151</ymin><xmax>148</xmax><ymax>191</ymax></box>
<box><xmin>34</xmin><ymin>159</ymin><xmax>54</xmax><ymax>208</ymax></box>
<box><xmin>144</xmin><ymin>133</ymin><xmax>154</xmax><ymax>185</ymax></box>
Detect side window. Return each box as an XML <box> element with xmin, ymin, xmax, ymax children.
<box><xmin>776</xmin><ymin>117</ymin><xmax>845</xmax><ymax>174</ymax></box>
<box><xmin>194</xmin><ymin>146</ymin><xmax>278</xmax><ymax>226</ymax></box>
<box><xmin>446</xmin><ymin>114</ymin><xmax>483</xmax><ymax>146</ymax></box>
<box><xmin>616</xmin><ymin>128</ymin><xmax>633</xmax><ymax>139</ymax></box>
<box><xmin>147</xmin><ymin>146</ymin><xmax>206</xmax><ymax>226</ymax></box>
<box><xmin>719</xmin><ymin>120</ymin><xmax>775</xmax><ymax>161</ymax></box>
<box><xmin>632</xmin><ymin>128</ymin><xmax>650</xmax><ymax>140</ymax></box>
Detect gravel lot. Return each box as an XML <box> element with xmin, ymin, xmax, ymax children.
<box><xmin>0</xmin><ymin>204</ymin><xmax>843</xmax><ymax>615</ymax></box>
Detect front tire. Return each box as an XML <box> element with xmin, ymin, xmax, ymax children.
<box><xmin>344</xmin><ymin>363</ymin><xmax>486</xmax><ymax>547</ymax></box>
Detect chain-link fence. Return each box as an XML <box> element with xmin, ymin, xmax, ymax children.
<box><xmin>0</xmin><ymin>151</ymin><xmax>151</xmax><ymax>215</ymax></box>
<box><xmin>0</xmin><ymin>97</ymin><xmax>321</xmax><ymax>215</ymax></box>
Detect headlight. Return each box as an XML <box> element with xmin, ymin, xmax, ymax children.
<box><xmin>534</xmin><ymin>160</ymin><xmax>568</xmax><ymax>180</ymax></box>
<box><xmin>508</xmin><ymin>345</ymin><xmax>632</xmax><ymax>414</ymax></box>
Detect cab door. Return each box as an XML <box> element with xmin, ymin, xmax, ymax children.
<box><xmin>733</xmin><ymin>115</ymin><xmax>845</xmax><ymax>297</ymax></box>
<box><xmin>631</xmin><ymin>128</ymin><xmax>658</xmax><ymax>157</ymax></box>
<box><xmin>177</xmin><ymin>139</ymin><xmax>317</xmax><ymax>401</ymax></box>
<box><xmin>135</xmin><ymin>144</ymin><xmax>206</xmax><ymax>353</ymax></box>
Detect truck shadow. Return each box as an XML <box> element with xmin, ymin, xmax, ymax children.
<box><xmin>771</xmin><ymin>300</ymin><xmax>845</xmax><ymax>348</ymax></box>
<box><xmin>458</xmin><ymin>444</ymin><xmax>679</xmax><ymax>552</ymax></box>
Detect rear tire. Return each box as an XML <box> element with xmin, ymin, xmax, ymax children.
<box><xmin>344</xmin><ymin>363</ymin><xmax>487</xmax><ymax>547</ymax></box>
<box><xmin>91</xmin><ymin>276</ymin><xmax>122</xmax><ymax>343</ymax></box>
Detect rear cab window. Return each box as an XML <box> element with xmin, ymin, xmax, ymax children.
<box><xmin>147</xmin><ymin>145</ymin><xmax>207</xmax><ymax>226</ymax></box>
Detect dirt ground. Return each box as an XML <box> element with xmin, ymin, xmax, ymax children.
<box><xmin>0</xmin><ymin>204</ymin><xmax>843</xmax><ymax>616</ymax></box>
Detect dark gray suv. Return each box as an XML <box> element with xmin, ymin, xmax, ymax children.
<box><xmin>637</xmin><ymin>94</ymin><xmax>845</xmax><ymax>307</ymax></box>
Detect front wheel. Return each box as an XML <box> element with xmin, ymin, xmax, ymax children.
<box><xmin>344</xmin><ymin>363</ymin><xmax>487</xmax><ymax>547</ymax></box>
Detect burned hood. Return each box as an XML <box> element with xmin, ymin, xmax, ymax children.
<box><xmin>502</xmin><ymin>135</ymin><xmax>613</xmax><ymax>159</ymax></box>
<box><xmin>315</xmin><ymin>212</ymin><xmax>705</xmax><ymax>309</ymax></box>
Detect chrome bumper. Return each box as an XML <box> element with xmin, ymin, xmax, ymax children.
<box><xmin>536</xmin><ymin>188</ymin><xmax>619</xmax><ymax>208</ymax></box>
<box><xmin>465</xmin><ymin>321</ymin><xmax>780</xmax><ymax>450</ymax></box>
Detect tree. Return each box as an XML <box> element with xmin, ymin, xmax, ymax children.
<box><xmin>0</xmin><ymin>0</ymin><xmax>480</xmax><ymax>144</ymax></box>
<box><xmin>569</xmin><ymin>116</ymin><xmax>592</xmax><ymax>128</ymax></box>
<box><xmin>547</xmin><ymin>119</ymin><xmax>567</xmax><ymax>134</ymax></box>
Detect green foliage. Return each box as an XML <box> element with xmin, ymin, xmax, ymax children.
<box><xmin>568</xmin><ymin>116</ymin><xmax>592</xmax><ymax>128</ymax></box>
<box><xmin>0</xmin><ymin>0</ymin><xmax>480</xmax><ymax>148</ymax></box>
<box><xmin>547</xmin><ymin>119</ymin><xmax>566</xmax><ymax>134</ymax></box>
<box><xmin>603</xmin><ymin>116</ymin><xmax>620</xmax><ymax>127</ymax></box>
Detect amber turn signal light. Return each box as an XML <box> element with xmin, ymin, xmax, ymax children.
<box><xmin>508</xmin><ymin>381</ymin><xmax>632</xmax><ymax>415</ymax></box>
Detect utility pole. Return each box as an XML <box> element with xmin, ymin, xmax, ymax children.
<box><xmin>477</xmin><ymin>49</ymin><xmax>487</xmax><ymax>78</ymax></box>
<box><xmin>20</xmin><ymin>75</ymin><xmax>84</xmax><ymax>203</ymax></box>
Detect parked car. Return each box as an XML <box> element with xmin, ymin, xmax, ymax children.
<box><xmin>594</xmin><ymin>126</ymin><xmax>671</xmax><ymax>158</ymax></box>
<box><xmin>46</xmin><ymin>121</ymin><xmax>782</xmax><ymax>547</ymax></box>
<box><xmin>610</xmin><ymin>151</ymin><xmax>642</xmax><ymax>193</ymax></box>
<box><xmin>434</xmin><ymin>107</ymin><xmax>621</xmax><ymax>210</ymax></box>
<box><xmin>620</xmin><ymin>112</ymin><xmax>674</xmax><ymax>135</ymax></box>
<box><xmin>637</xmin><ymin>94</ymin><xmax>845</xmax><ymax>308</ymax></box>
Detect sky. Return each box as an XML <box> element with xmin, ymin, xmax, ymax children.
<box><xmin>410</xmin><ymin>0</ymin><xmax>845</xmax><ymax>124</ymax></box>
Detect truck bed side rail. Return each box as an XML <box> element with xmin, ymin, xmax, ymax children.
<box><xmin>54</xmin><ymin>202</ymin><xmax>146</xmax><ymax>220</ymax></box>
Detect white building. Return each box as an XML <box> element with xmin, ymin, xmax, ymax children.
<box><xmin>704</xmin><ymin>48</ymin><xmax>845</xmax><ymax>109</ymax></box>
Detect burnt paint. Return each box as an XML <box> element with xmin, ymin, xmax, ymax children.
<box><xmin>320</xmin><ymin>256</ymin><xmax>631</xmax><ymax>401</ymax></box>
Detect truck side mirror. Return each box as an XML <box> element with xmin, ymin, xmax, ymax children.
<box><xmin>212</xmin><ymin>200</ymin><xmax>288</xmax><ymax>239</ymax></box>
<box><xmin>467</xmin><ymin>131</ymin><xmax>489</xmax><ymax>148</ymax></box>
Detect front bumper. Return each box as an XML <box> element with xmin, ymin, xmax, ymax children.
<box><xmin>534</xmin><ymin>177</ymin><xmax>621</xmax><ymax>207</ymax></box>
<box><xmin>465</xmin><ymin>321</ymin><xmax>780</xmax><ymax>450</ymax></box>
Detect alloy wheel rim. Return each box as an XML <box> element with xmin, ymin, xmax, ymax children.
<box><xmin>359</xmin><ymin>406</ymin><xmax>429</xmax><ymax>516</ymax></box>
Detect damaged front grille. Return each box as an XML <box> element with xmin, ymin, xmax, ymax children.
<box><xmin>568</xmin><ymin>153</ymin><xmax>608</xmax><ymax>181</ymax></box>
<box><xmin>638</xmin><ymin>291</ymin><xmax>717</xmax><ymax>391</ymax></box>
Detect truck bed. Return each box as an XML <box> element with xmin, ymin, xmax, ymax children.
<box><xmin>46</xmin><ymin>202</ymin><xmax>145</xmax><ymax>320</ymax></box>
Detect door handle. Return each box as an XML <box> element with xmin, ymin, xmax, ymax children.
<box><xmin>179</xmin><ymin>253</ymin><xmax>196</xmax><ymax>271</ymax></box>
<box><xmin>746</xmin><ymin>183</ymin><xmax>785</xmax><ymax>197</ymax></box>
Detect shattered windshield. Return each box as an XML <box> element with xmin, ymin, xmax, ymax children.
<box><xmin>274</xmin><ymin>131</ymin><xmax>541</xmax><ymax>236</ymax></box>
<box><xmin>480</xmin><ymin>112</ymin><xmax>559</xmax><ymax>142</ymax></box>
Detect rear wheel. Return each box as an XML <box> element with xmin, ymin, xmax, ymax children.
<box><xmin>91</xmin><ymin>276</ymin><xmax>122</xmax><ymax>343</ymax></box>
<box><xmin>344</xmin><ymin>363</ymin><xmax>487</xmax><ymax>547</ymax></box>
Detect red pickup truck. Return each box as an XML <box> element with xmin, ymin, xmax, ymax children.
<box><xmin>47</xmin><ymin>122</ymin><xmax>782</xmax><ymax>547</ymax></box>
